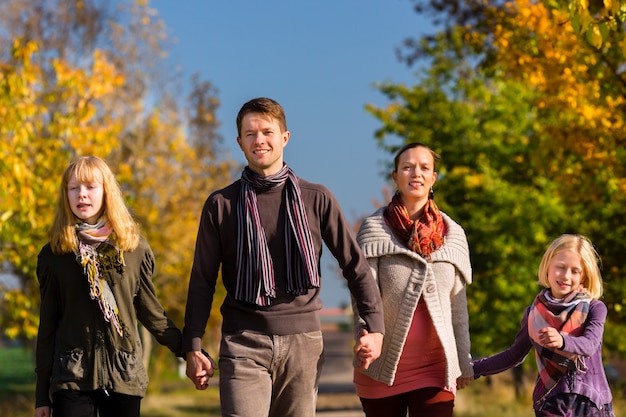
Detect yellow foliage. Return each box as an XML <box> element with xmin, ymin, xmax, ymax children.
<box><xmin>1</xmin><ymin>40</ymin><xmax>127</xmax><ymax>340</ymax></box>
<box><xmin>2</xmin><ymin>290</ymin><xmax>39</xmax><ymax>339</ymax></box>
<box><xmin>1</xmin><ymin>4</ymin><xmax>234</xmax><ymax>346</ymax></box>
<box><xmin>587</xmin><ymin>24</ymin><xmax>604</xmax><ymax>49</ymax></box>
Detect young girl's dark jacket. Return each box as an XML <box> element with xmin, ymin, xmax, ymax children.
<box><xmin>35</xmin><ymin>237</ymin><xmax>182</xmax><ymax>408</ymax></box>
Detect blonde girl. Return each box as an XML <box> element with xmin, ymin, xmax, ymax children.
<box><xmin>472</xmin><ymin>234</ymin><xmax>615</xmax><ymax>417</ymax></box>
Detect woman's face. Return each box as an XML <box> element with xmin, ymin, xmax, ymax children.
<box><xmin>392</xmin><ymin>146</ymin><xmax>437</xmax><ymax>208</ymax></box>
<box><xmin>67</xmin><ymin>172</ymin><xmax>104</xmax><ymax>224</ymax></box>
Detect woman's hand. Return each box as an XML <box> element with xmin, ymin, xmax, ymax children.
<box><xmin>353</xmin><ymin>329</ymin><xmax>383</xmax><ymax>370</ymax></box>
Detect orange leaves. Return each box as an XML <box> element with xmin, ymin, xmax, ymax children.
<box><xmin>478</xmin><ymin>0</ymin><xmax>626</xmax><ymax>151</ymax></box>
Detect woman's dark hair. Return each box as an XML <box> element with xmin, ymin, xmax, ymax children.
<box><xmin>393</xmin><ymin>142</ymin><xmax>441</xmax><ymax>172</ymax></box>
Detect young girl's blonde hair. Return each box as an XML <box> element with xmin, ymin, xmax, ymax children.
<box><xmin>537</xmin><ymin>234</ymin><xmax>603</xmax><ymax>300</ymax></box>
<box><xmin>49</xmin><ymin>156</ymin><xmax>140</xmax><ymax>254</ymax></box>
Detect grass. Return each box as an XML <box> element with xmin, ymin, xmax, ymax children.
<box><xmin>2</xmin><ymin>346</ymin><xmax>625</xmax><ymax>417</ymax></box>
<box><xmin>142</xmin><ymin>384</ymin><xmax>221</xmax><ymax>417</ymax></box>
<box><xmin>0</xmin><ymin>346</ymin><xmax>36</xmax><ymax>417</ymax></box>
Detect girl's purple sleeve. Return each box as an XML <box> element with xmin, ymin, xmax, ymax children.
<box><xmin>560</xmin><ymin>300</ymin><xmax>606</xmax><ymax>357</ymax></box>
<box><xmin>471</xmin><ymin>307</ymin><xmax>533</xmax><ymax>378</ymax></box>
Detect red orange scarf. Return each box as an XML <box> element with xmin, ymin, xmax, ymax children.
<box><xmin>383</xmin><ymin>191</ymin><xmax>446</xmax><ymax>260</ymax></box>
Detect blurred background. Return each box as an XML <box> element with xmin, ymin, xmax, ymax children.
<box><xmin>1</xmin><ymin>0</ymin><xmax>625</xmax><ymax>415</ymax></box>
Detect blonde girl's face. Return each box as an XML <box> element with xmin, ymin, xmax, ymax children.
<box><xmin>546</xmin><ymin>250</ymin><xmax>584</xmax><ymax>299</ymax></box>
<box><xmin>67</xmin><ymin>172</ymin><xmax>104</xmax><ymax>225</ymax></box>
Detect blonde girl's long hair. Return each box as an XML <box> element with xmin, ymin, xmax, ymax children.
<box><xmin>49</xmin><ymin>156</ymin><xmax>140</xmax><ymax>254</ymax></box>
<box><xmin>537</xmin><ymin>234</ymin><xmax>603</xmax><ymax>300</ymax></box>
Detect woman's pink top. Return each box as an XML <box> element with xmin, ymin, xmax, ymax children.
<box><xmin>354</xmin><ymin>298</ymin><xmax>454</xmax><ymax>399</ymax></box>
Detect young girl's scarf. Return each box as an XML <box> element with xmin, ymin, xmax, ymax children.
<box><xmin>236</xmin><ymin>164</ymin><xmax>319</xmax><ymax>306</ymax></box>
<box><xmin>75</xmin><ymin>218</ymin><xmax>126</xmax><ymax>336</ymax></box>
<box><xmin>383</xmin><ymin>191</ymin><xmax>445</xmax><ymax>260</ymax></box>
<box><xmin>528</xmin><ymin>289</ymin><xmax>590</xmax><ymax>398</ymax></box>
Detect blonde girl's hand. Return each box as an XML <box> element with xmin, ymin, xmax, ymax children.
<box><xmin>538</xmin><ymin>327</ymin><xmax>564</xmax><ymax>350</ymax></box>
<box><xmin>456</xmin><ymin>376</ymin><xmax>473</xmax><ymax>390</ymax></box>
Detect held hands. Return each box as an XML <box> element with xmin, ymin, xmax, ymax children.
<box><xmin>456</xmin><ymin>376</ymin><xmax>474</xmax><ymax>390</ymax></box>
<box><xmin>353</xmin><ymin>329</ymin><xmax>383</xmax><ymax>370</ymax></box>
<box><xmin>34</xmin><ymin>406</ymin><xmax>51</xmax><ymax>417</ymax></box>
<box><xmin>538</xmin><ymin>327</ymin><xmax>564</xmax><ymax>350</ymax></box>
<box><xmin>186</xmin><ymin>350</ymin><xmax>217</xmax><ymax>390</ymax></box>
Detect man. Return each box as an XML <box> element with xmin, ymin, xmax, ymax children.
<box><xmin>183</xmin><ymin>97</ymin><xmax>384</xmax><ymax>417</ymax></box>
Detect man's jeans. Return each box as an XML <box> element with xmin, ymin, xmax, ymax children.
<box><xmin>219</xmin><ymin>330</ymin><xmax>325</xmax><ymax>417</ymax></box>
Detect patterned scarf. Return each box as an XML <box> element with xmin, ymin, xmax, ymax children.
<box><xmin>236</xmin><ymin>164</ymin><xmax>319</xmax><ymax>306</ymax></box>
<box><xmin>75</xmin><ymin>218</ymin><xmax>126</xmax><ymax>336</ymax></box>
<box><xmin>383</xmin><ymin>191</ymin><xmax>446</xmax><ymax>260</ymax></box>
<box><xmin>528</xmin><ymin>289</ymin><xmax>590</xmax><ymax>400</ymax></box>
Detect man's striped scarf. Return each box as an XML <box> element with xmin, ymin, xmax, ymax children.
<box><xmin>528</xmin><ymin>289</ymin><xmax>590</xmax><ymax>397</ymax></box>
<box><xmin>235</xmin><ymin>164</ymin><xmax>319</xmax><ymax>306</ymax></box>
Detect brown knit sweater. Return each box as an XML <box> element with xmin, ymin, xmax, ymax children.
<box><xmin>183</xmin><ymin>176</ymin><xmax>384</xmax><ymax>352</ymax></box>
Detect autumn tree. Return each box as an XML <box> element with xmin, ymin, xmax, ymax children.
<box><xmin>0</xmin><ymin>40</ymin><xmax>125</xmax><ymax>343</ymax></box>
<box><xmin>559</xmin><ymin>0</ymin><xmax>626</xmax><ymax>47</ymax></box>
<box><xmin>368</xmin><ymin>0</ymin><xmax>626</xmax><ymax>373</ymax></box>
<box><xmin>0</xmin><ymin>0</ymin><xmax>235</xmax><ymax>364</ymax></box>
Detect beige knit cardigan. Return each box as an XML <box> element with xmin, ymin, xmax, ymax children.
<box><xmin>353</xmin><ymin>208</ymin><xmax>473</xmax><ymax>390</ymax></box>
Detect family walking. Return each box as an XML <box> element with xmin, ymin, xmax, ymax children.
<box><xmin>34</xmin><ymin>97</ymin><xmax>615</xmax><ymax>417</ymax></box>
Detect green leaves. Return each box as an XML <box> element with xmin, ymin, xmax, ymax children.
<box><xmin>565</xmin><ymin>0</ymin><xmax>625</xmax><ymax>48</ymax></box>
<box><xmin>370</xmin><ymin>0</ymin><xmax>626</xmax><ymax>356</ymax></box>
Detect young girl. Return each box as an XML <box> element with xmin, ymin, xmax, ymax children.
<box><xmin>34</xmin><ymin>156</ymin><xmax>183</xmax><ymax>417</ymax></box>
<box><xmin>471</xmin><ymin>234</ymin><xmax>615</xmax><ymax>416</ymax></box>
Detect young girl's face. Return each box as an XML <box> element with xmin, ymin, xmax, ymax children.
<box><xmin>67</xmin><ymin>172</ymin><xmax>104</xmax><ymax>224</ymax></box>
<box><xmin>546</xmin><ymin>249</ymin><xmax>583</xmax><ymax>299</ymax></box>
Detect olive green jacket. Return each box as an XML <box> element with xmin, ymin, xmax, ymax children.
<box><xmin>35</xmin><ymin>237</ymin><xmax>182</xmax><ymax>407</ymax></box>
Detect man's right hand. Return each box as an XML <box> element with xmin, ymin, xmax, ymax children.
<box><xmin>185</xmin><ymin>350</ymin><xmax>217</xmax><ymax>390</ymax></box>
<box><xmin>353</xmin><ymin>328</ymin><xmax>383</xmax><ymax>370</ymax></box>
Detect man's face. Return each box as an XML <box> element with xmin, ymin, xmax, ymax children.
<box><xmin>237</xmin><ymin>113</ymin><xmax>290</xmax><ymax>176</ymax></box>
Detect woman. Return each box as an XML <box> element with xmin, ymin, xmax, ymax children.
<box><xmin>34</xmin><ymin>156</ymin><xmax>183</xmax><ymax>417</ymax></box>
<box><xmin>353</xmin><ymin>142</ymin><xmax>473</xmax><ymax>417</ymax></box>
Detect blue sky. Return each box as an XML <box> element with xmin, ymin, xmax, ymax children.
<box><xmin>151</xmin><ymin>0</ymin><xmax>430</xmax><ymax>308</ymax></box>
